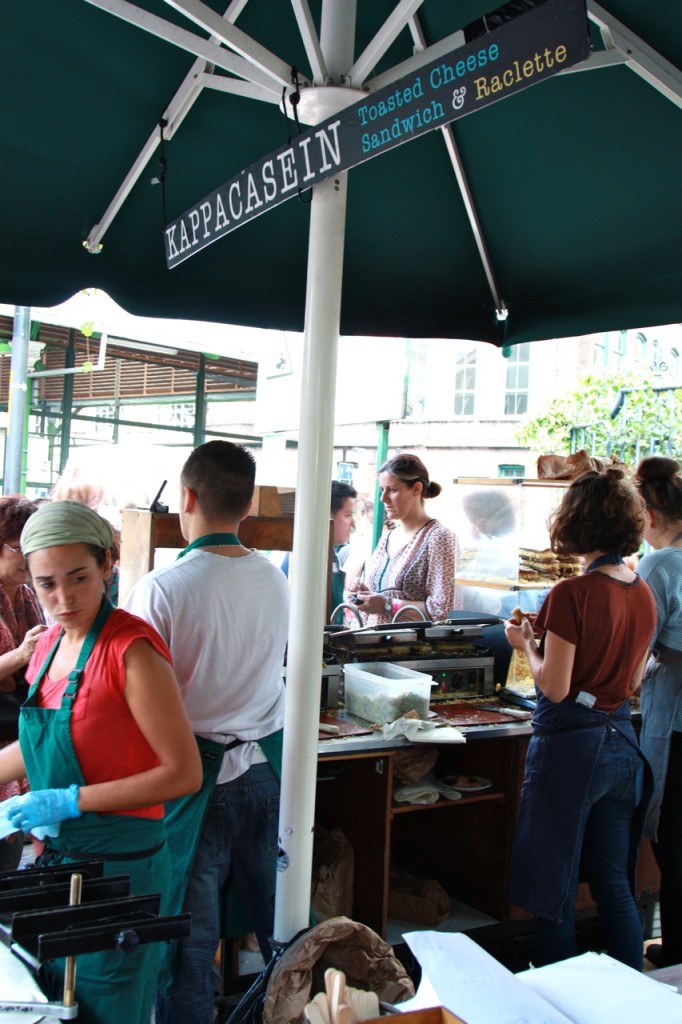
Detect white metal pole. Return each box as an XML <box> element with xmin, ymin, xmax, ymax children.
<box><xmin>3</xmin><ymin>306</ymin><xmax>30</xmax><ymax>495</ymax></box>
<box><xmin>274</xmin><ymin>0</ymin><xmax>356</xmax><ymax>944</ymax></box>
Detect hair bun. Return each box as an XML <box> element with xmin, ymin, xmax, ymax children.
<box><xmin>603</xmin><ymin>466</ymin><xmax>626</xmax><ymax>483</ymax></box>
<box><xmin>635</xmin><ymin>456</ymin><xmax>680</xmax><ymax>482</ymax></box>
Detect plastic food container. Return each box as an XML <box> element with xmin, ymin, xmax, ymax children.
<box><xmin>343</xmin><ymin>662</ymin><xmax>433</xmax><ymax>724</ymax></box>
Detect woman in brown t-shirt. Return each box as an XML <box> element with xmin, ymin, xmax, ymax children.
<box><xmin>505</xmin><ymin>468</ymin><xmax>656</xmax><ymax>971</ymax></box>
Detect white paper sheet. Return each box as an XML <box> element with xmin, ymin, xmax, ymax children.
<box><xmin>517</xmin><ymin>952</ymin><xmax>682</xmax><ymax>1023</ymax></box>
<box><xmin>397</xmin><ymin>933</ymin><xmax>682</xmax><ymax>1024</ymax></box>
<box><xmin>0</xmin><ymin>944</ymin><xmax>49</xmax><ymax>1024</ymax></box>
<box><xmin>401</xmin><ymin>931</ymin><xmax>574</xmax><ymax>1023</ymax></box>
<box><xmin>381</xmin><ymin>720</ymin><xmax>466</xmax><ymax>744</ymax></box>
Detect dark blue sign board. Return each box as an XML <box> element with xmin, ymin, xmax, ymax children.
<box><xmin>165</xmin><ymin>0</ymin><xmax>589</xmax><ymax>268</ymax></box>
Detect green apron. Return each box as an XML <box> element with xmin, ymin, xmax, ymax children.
<box><xmin>20</xmin><ymin>597</ymin><xmax>170</xmax><ymax>1024</ymax></box>
<box><xmin>158</xmin><ymin>534</ymin><xmax>284</xmax><ymax>997</ymax></box>
<box><xmin>330</xmin><ymin>549</ymin><xmax>347</xmax><ymax>624</ymax></box>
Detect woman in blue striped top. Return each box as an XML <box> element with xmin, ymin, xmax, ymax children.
<box><xmin>634</xmin><ymin>455</ymin><xmax>682</xmax><ymax>968</ymax></box>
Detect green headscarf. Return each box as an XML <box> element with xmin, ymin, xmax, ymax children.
<box><xmin>21</xmin><ymin>499</ymin><xmax>114</xmax><ymax>555</ymax></box>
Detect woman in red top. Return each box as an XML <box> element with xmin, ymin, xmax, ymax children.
<box><xmin>0</xmin><ymin>499</ymin><xmax>201</xmax><ymax>1024</ymax></box>
<box><xmin>505</xmin><ymin>468</ymin><xmax>656</xmax><ymax>971</ymax></box>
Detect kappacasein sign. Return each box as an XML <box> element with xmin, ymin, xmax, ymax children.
<box><xmin>165</xmin><ymin>0</ymin><xmax>589</xmax><ymax>268</ymax></box>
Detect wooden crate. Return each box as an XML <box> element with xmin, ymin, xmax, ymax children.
<box><xmin>371</xmin><ymin>1008</ymin><xmax>467</xmax><ymax>1024</ymax></box>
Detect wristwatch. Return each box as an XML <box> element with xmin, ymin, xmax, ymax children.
<box><xmin>384</xmin><ymin>597</ymin><xmax>392</xmax><ymax>615</ymax></box>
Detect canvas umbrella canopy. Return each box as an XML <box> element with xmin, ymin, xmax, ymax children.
<box><xmin>2</xmin><ymin>0</ymin><xmax>682</xmax><ymax>346</ymax></box>
<box><xmin>3</xmin><ymin>0</ymin><xmax>682</xmax><ymax>945</ymax></box>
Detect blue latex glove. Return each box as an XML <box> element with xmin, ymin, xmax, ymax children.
<box><xmin>6</xmin><ymin>785</ymin><xmax>81</xmax><ymax>833</ymax></box>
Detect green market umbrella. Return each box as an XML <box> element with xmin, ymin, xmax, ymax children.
<box><xmin>3</xmin><ymin>0</ymin><xmax>681</xmax><ymax>347</ymax></box>
<box><xmin>3</xmin><ymin>0</ymin><xmax>681</xmax><ymax>945</ymax></box>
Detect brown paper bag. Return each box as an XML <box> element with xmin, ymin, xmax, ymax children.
<box><xmin>262</xmin><ymin>917</ymin><xmax>415</xmax><ymax>1024</ymax></box>
<box><xmin>392</xmin><ymin>746</ymin><xmax>439</xmax><ymax>785</ymax></box>
<box><xmin>311</xmin><ymin>825</ymin><xmax>355</xmax><ymax>922</ymax></box>
<box><xmin>388</xmin><ymin>878</ymin><xmax>451</xmax><ymax>926</ymax></box>
<box><xmin>537</xmin><ymin>450</ymin><xmax>604</xmax><ymax>480</ymax></box>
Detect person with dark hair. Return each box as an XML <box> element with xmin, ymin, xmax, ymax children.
<box><xmin>0</xmin><ymin>495</ymin><xmax>47</xmax><ymax>870</ymax></box>
<box><xmin>124</xmin><ymin>440</ymin><xmax>290</xmax><ymax>1024</ymax></box>
<box><xmin>281</xmin><ymin>480</ymin><xmax>356</xmax><ymax>621</ymax></box>
<box><xmin>348</xmin><ymin>453</ymin><xmax>456</xmax><ymax>624</ymax></box>
<box><xmin>330</xmin><ymin>480</ymin><xmax>357</xmax><ymax>613</ymax></box>
<box><xmin>633</xmin><ymin>456</ymin><xmax>682</xmax><ymax>968</ymax></box>
<box><xmin>505</xmin><ymin>468</ymin><xmax>656</xmax><ymax>970</ymax></box>
<box><xmin>0</xmin><ymin>500</ymin><xmax>201</xmax><ymax>1024</ymax></box>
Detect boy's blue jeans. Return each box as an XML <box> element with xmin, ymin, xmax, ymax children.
<box><xmin>161</xmin><ymin>761</ymin><xmax>280</xmax><ymax>1024</ymax></box>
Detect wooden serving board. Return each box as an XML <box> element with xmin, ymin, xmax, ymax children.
<box><xmin>431</xmin><ymin>702</ymin><xmax>524</xmax><ymax>726</ymax></box>
<box><xmin>318</xmin><ymin>711</ymin><xmax>375</xmax><ymax>739</ymax></box>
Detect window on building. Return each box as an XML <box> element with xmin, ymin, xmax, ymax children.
<box><xmin>593</xmin><ymin>334</ymin><xmax>607</xmax><ymax>369</ymax></box>
<box><xmin>498</xmin><ymin>464</ymin><xmax>524</xmax><ymax>478</ymax></box>
<box><xmin>504</xmin><ymin>343</ymin><xmax>530</xmax><ymax>415</ymax></box>
<box><xmin>636</xmin><ymin>332</ymin><xmax>648</xmax><ymax>365</ymax></box>
<box><xmin>453</xmin><ymin>346</ymin><xmax>477</xmax><ymax>415</ymax></box>
<box><xmin>405</xmin><ymin>340</ymin><xmax>428</xmax><ymax>418</ymax></box>
<box><xmin>614</xmin><ymin>330</ymin><xmax>628</xmax><ymax>362</ymax></box>
<box><xmin>650</xmin><ymin>337</ymin><xmax>666</xmax><ymax>376</ymax></box>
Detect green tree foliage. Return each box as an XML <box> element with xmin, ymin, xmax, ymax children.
<box><xmin>516</xmin><ymin>371</ymin><xmax>682</xmax><ymax>462</ymax></box>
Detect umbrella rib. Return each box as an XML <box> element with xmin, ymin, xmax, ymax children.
<box><xmin>408</xmin><ymin>12</ymin><xmax>505</xmax><ymax>320</ymax></box>
<box><xmin>440</xmin><ymin>124</ymin><xmax>506</xmax><ymax>321</ymax></box>
<box><xmin>160</xmin><ymin>0</ymin><xmax>301</xmax><ymax>90</ymax></box>
<box><xmin>587</xmin><ymin>0</ymin><xmax>682</xmax><ymax>110</ymax></box>
<box><xmin>84</xmin><ymin>74</ymin><xmax>203</xmax><ymax>253</ymax></box>
<box><xmin>199</xmin><ymin>74</ymin><xmax>282</xmax><ymax>106</ymax></box>
<box><xmin>290</xmin><ymin>0</ymin><xmax>327</xmax><ymax>85</ymax></box>
<box><xmin>347</xmin><ymin>0</ymin><xmax>426</xmax><ymax>85</ymax></box>
<box><xmin>359</xmin><ymin>28</ymin><xmax>466</xmax><ymax>94</ymax></box>
<box><xmin>81</xmin><ymin>0</ymin><xmax>280</xmax><ymax>94</ymax></box>
<box><xmin>83</xmin><ymin>0</ymin><xmax>289</xmax><ymax>253</ymax></box>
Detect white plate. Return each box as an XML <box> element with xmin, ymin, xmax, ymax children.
<box><xmin>442</xmin><ymin>774</ymin><xmax>493</xmax><ymax>792</ymax></box>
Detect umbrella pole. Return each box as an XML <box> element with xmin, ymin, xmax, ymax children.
<box><xmin>274</xmin><ymin>0</ymin><xmax>355</xmax><ymax>945</ymax></box>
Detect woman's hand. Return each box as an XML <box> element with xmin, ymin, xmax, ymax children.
<box><xmin>17</xmin><ymin>624</ymin><xmax>49</xmax><ymax>665</ymax></box>
<box><xmin>353</xmin><ymin>591</ymin><xmax>390</xmax><ymax>616</ymax></box>
<box><xmin>0</xmin><ymin>624</ymin><xmax>49</xmax><ymax>692</ymax></box>
<box><xmin>504</xmin><ymin>616</ymin><xmax>536</xmax><ymax>653</ymax></box>
<box><xmin>346</xmin><ymin>578</ymin><xmax>369</xmax><ymax>597</ymax></box>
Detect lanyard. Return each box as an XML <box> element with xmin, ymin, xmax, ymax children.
<box><xmin>31</xmin><ymin>596</ymin><xmax>114</xmax><ymax>708</ymax></box>
<box><xmin>585</xmin><ymin>552</ymin><xmax>624</xmax><ymax>573</ymax></box>
<box><xmin>176</xmin><ymin>532</ymin><xmax>241</xmax><ymax>559</ymax></box>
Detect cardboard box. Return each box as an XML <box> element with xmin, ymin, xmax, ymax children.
<box><xmin>370</xmin><ymin>1008</ymin><xmax>467</xmax><ymax>1024</ymax></box>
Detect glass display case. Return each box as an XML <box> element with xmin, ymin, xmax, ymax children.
<box><xmin>452</xmin><ymin>478</ymin><xmax>578</xmax><ymax>619</ymax></box>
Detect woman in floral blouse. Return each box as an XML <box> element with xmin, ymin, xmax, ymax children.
<box><xmin>348</xmin><ymin>454</ymin><xmax>457</xmax><ymax>625</ymax></box>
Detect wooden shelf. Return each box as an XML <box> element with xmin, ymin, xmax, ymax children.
<box><xmin>452</xmin><ymin>478</ymin><xmax>571</xmax><ymax>488</ymax></box>
<box><xmin>391</xmin><ymin>790</ymin><xmax>505</xmax><ymax>815</ymax></box>
<box><xmin>455</xmin><ymin>577</ymin><xmax>553</xmax><ymax>591</ymax></box>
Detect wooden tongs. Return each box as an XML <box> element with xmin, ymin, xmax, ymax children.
<box><xmin>303</xmin><ymin>967</ymin><xmax>380</xmax><ymax>1024</ymax></box>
